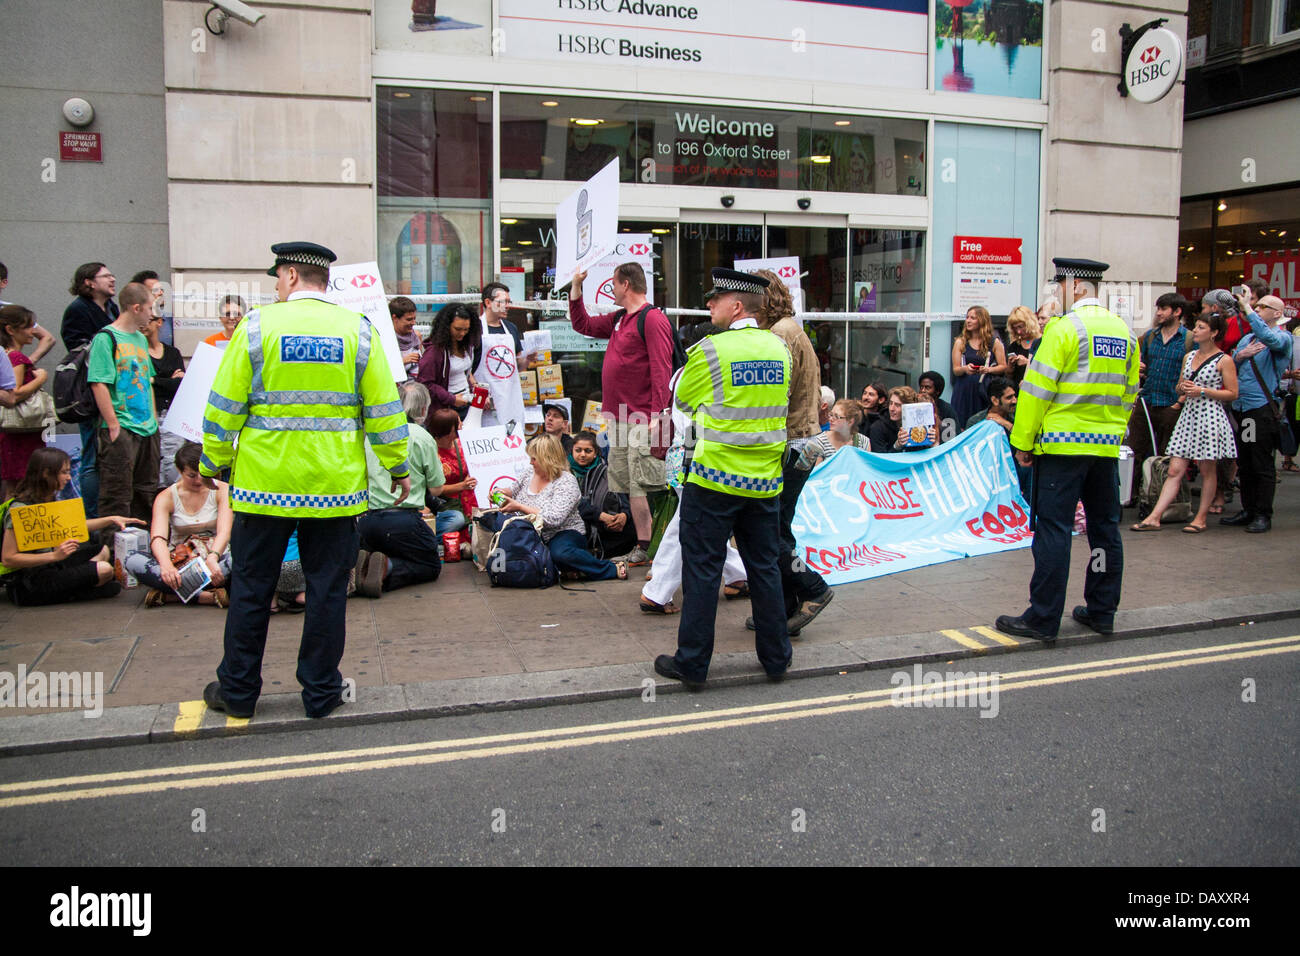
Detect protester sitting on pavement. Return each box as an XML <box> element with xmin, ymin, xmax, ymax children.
<box><xmin>868</xmin><ymin>386</ymin><xmax>934</xmax><ymax>452</ymax></box>
<box><xmin>428</xmin><ymin>406</ymin><xmax>476</xmax><ymax>539</ymax></box>
<box><xmin>860</xmin><ymin>381</ymin><xmax>888</xmax><ymax>431</ymax></box>
<box><xmin>417</xmin><ymin>302</ymin><xmax>483</xmax><ymax>420</ymax></box>
<box><xmin>1</xmin><ymin>447</ymin><xmax>142</xmax><ymax>606</ymax></box>
<box><xmin>203</xmin><ymin>295</ymin><xmax>245</xmax><ymax>348</ymax></box>
<box><xmin>917</xmin><ymin>370</ymin><xmax>960</xmax><ymax>439</ymax></box>
<box><xmin>966</xmin><ymin>376</ymin><xmax>1018</xmax><ymax>433</ymax></box>
<box><xmin>544</xmin><ymin>402</ymin><xmax>575</xmax><ymax>456</ymax></box>
<box><xmin>1132</xmin><ymin>313</ymin><xmax>1238</xmax><ymax>534</ymax></box>
<box><xmin>570</xmin><ymin>430</ymin><xmax>636</xmax><ymax>560</ymax></box>
<box><xmin>0</xmin><ymin>305</ymin><xmax>56</xmax><ymax>497</ymax></box>
<box><xmin>797</xmin><ymin>398</ymin><xmax>869</xmax><ymax>469</ymax></box>
<box><xmin>388</xmin><ymin>295</ymin><xmax>423</xmax><ymax>379</ymax></box>
<box><xmin>127</xmin><ymin>442</ymin><xmax>233</xmax><ymax>607</ymax></box>
<box><xmin>356</xmin><ymin>381</ymin><xmax>446</xmax><ymax>598</ymax></box>
<box><xmin>1003</xmin><ymin>306</ymin><xmax>1042</xmax><ymax>386</ymax></box>
<box><xmin>498</xmin><ymin>433</ymin><xmax>628</xmax><ymax>582</ymax></box>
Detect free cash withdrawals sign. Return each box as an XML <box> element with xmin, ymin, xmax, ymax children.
<box><xmin>951</xmin><ymin>236</ymin><xmax>1023</xmax><ymax>316</ymax></box>
<box><xmin>460</xmin><ymin>425</ymin><xmax>532</xmax><ymax>510</ymax></box>
<box><xmin>792</xmin><ymin>421</ymin><xmax>1031</xmax><ymax>585</ymax></box>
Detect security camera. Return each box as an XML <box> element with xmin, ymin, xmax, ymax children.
<box><xmin>720</xmin><ymin>195</ymin><xmax>735</xmax><ymax>209</ymax></box>
<box><xmin>205</xmin><ymin>1</ymin><xmax>265</xmax><ymax>35</ymax></box>
<box><xmin>797</xmin><ymin>197</ymin><xmax>812</xmax><ymax>211</ymax></box>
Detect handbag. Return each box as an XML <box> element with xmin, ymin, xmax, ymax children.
<box><xmin>0</xmin><ymin>389</ymin><xmax>55</xmax><ymax>433</ymax></box>
<box><xmin>1245</xmin><ymin>355</ymin><xmax>1299</xmax><ymax>458</ymax></box>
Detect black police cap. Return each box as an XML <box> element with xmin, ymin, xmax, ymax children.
<box><xmin>267</xmin><ymin>241</ymin><xmax>338</xmax><ymax>277</ymax></box>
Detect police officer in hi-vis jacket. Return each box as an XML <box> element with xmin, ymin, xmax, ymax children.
<box><xmin>200</xmin><ymin>242</ymin><xmax>410</xmax><ymax>719</ymax></box>
<box><xmin>654</xmin><ymin>268</ymin><xmax>792</xmax><ymax>689</ymax></box>
<box><xmin>996</xmin><ymin>258</ymin><xmax>1139</xmax><ymax>642</ymax></box>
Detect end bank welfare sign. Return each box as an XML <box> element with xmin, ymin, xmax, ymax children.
<box><xmin>792</xmin><ymin>421</ymin><xmax>1032</xmax><ymax>585</ymax></box>
<box><xmin>501</xmin><ymin>0</ymin><xmax>929</xmax><ymax>88</ymax></box>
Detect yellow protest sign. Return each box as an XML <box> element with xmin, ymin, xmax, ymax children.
<box><xmin>10</xmin><ymin>499</ymin><xmax>90</xmax><ymax>552</ymax></box>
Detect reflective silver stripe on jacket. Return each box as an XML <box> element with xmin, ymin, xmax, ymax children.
<box><xmin>699</xmin><ymin>427</ymin><xmax>787</xmax><ymax>446</ymax></box>
<box><xmin>698</xmin><ymin>337</ymin><xmax>726</xmax><ymax>406</ymax></box>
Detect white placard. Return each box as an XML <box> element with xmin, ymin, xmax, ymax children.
<box><xmin>162</xmin><ymin>343</ymin><xmax>226</xmax><ymax>444</ymax></box>
<box><xmin>735</xmin><ymin>256</ymin><xmax>804</xmax><ymax>313</ymax></box>
<box><xmin>459</xmin><ymin>425</ymin><xmax>532</xmax><ymax>510</ymax></box>
<box><xmin>326</xmin><ymin>261</ymin><xmax>405</xmax><ymax>383</ymax></box>
<box><xmin>579</xmin><ymin>233</ymin><xmax>656</xmax><ymax>314</ymax></box>
<box><xmin>555</xmin><ymin>159</ymin><xmax>620</xmax><ymax>286</ymax></box>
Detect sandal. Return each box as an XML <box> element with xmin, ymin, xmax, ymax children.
<box><xmin>1130</xmin><ymin>522</ymin><xmax>1161</xmax><ymax>532</ymax></box>
<box><xmin>614</xmin><ymin>561</ymin><xmax>628</xmax><ymax>581</ymax></box>
<box><xmin>276</xmin><ymin>596</ymin><xmax>307</xmax><ymax>613</ymax></box>
<box><xmin>1284</xmin><ymin>461</ymin><xmax>1300</xmax><ymax>473</ymax></box>
<box><xmin>211</xmin><ymin>587</ymin><xmax>229</xmax><ymax>608</ymax></box>
<box><xmin>639</xmin><ymin>597</ymin><xmax>678</xmax><ymax>614</ymax></box>
<box><xmin>1182</xmin><ymin>524</ymin><xmax>1206</xmax><ymax>534</ymax></box>
<box><xmin>723</xmin><ymin>581</ymin><xmax>750</xmax><ymax>600</ymax></box>
<box><xmin>144</xmin><ymin>588</ymin><xmax>166</xmax><ymax>608</ymax></box>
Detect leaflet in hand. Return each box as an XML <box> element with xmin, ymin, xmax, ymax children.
<box><xmin>901</xmin><ymin>402</ymin><xmax>935</xmax><ymax>449</ymax></box>
<box><xmin>173</xmin><ymin>556</ymin><xmax>212</xmax><ymax>604</ymax></box>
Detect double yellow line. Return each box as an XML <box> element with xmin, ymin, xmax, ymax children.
<box><xmin>3</xmin><ymin>635</ymin><xmax>1297</xmax><ymax>809</ymax></box>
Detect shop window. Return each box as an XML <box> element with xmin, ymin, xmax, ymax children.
<box><xmin>500</xmin><ymin>94</ymin><xmax>926</xmax><ymax>196</ymax></box>
<box><xmin>1179</xmin><ymin>186</ymin><xmax>1300</xmax><ymax>309</ymax></box>
<box><xmin>377</xmin><ymin>87</ymin><xmax>492</xmax><ymax>304</ymax></box>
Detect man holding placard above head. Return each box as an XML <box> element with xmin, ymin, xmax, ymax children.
<box><xmin>199</xmin><ymin>241</ymin><xmax>410</xmax><ymax>721</ymax></box>
<box><xmin>653</xmin><ymin>268</ymin><xmax>792</xmax><ymax>690</ymax></box>
<box><xmin>569</xmin><ymin>262</ymin><xmax>673</xmax><ymax>566</ymax></box>
<box><xmin>995</xmin><ymin>257</ymin><xmax>1139</xmax><ymax>643</ymax></box>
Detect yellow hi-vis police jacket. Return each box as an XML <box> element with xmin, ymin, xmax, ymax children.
<box><xmin>676</xmin><ymin>318</ymin><xmax>791</xmax><ymax>498</ymax></box>
<box><xmin>199</xmin><ymin>292</ymin><xmax>409</xmax><ymax>518</ymax></box>
<box><xmin>1010</xmin><ymin>299</ymin><xmax>1140</xmax><ymax>458</ymax></box>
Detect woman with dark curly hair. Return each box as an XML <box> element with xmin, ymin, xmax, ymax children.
<box><xmin>416</xmin><ymin>303</ymin><xmax>483</xmax><ymax>420</ymax></box>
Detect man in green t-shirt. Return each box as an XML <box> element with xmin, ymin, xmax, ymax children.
<box><xmin>356</xmin><ymin>381</ymin><xmax>447</xmax><ymax>597</ymax></box>
<box><xmin>88</xmin><ymin>282</ymin><xmax>160</xmax><ymax>531</ymax></box>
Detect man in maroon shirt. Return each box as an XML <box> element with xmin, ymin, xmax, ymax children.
<box><xmin>569</xmin><ymin>262</ymin><xmax>673</xmax><ymax>565</ymax></box>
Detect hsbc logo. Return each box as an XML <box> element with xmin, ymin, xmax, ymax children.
<box><xmin>503</xmin><ymin>434</ymin><xmax>523</xmax><ymax>449</ymax></box>
<box><xmin>628</xmin><ymin>243</ymin><xmax>650</xmax><ymax>256</ymax></box>
<box><xmin>778</xmin><ymin>266</ymin><xmax>796</xmax><ymax>278</ymax></box>
<box><xmin>350</xmin><ymin>274</ymin><xmax>378</xmax><ymax>288</ymax></box>
<box><xmin>1123</xmin><ymin>27</ymin><xmax>1182</xmax><ymax>103</ymax></box>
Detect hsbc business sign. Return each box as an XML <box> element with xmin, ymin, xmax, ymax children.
<box><xmin>1123</xmin><ymin>27</ymin><xmax>1182</xmax><ymax>104</ymax></box>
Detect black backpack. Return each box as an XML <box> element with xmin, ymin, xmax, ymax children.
<box><xmin>634</xmin><ymin>305</ymin><xmax>688</xmax><ymax>374</ymax></box>
<box><xmin>53</xmin><ymin>329</ymin><xmax>116</xmax><ymax>424</ymax></box>
<box><xmin>487</xmin><ymin>515</ymin><xmax>558</xmax><ymax>588</ymax></box>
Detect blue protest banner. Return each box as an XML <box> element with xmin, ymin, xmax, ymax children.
<box><xmin>792</xmin><ymin>420</ymin><xmax>1032</xmax><ymax>585</ymax></box>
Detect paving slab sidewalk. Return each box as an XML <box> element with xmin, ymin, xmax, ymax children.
<box><xmin>2</xmin><ymin>477</ymin><xmax>1298</xmax><ymax>754</ymax></box>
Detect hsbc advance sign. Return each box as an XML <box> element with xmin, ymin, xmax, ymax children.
<box><xmin>1123</xmin><ymin>27</ymin><xmax>1182</xmax><ymax>104</ymax></box>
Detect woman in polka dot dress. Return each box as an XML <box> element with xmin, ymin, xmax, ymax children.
<box><xmin>1132</xmin><ymin>314</ymin><xmax>1238</xmax><ymax>533</ymax></box>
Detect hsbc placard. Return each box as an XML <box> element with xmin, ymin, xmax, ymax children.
<box><xmin>1123</xmin><ymin>27</ymin><xmax>1183</xmax><ymax>104</ymax></box>
<box><xmin>460</xmin><ymin>425</ymin><xmax>532</xmax><ymax>510</ymax></box>
<box><xmin>735</xmin><ymin>256</ymin><xmax>804</xmax><ymax>312</ymax></box>
<box><xmin>326</xmin><ymin>261</ymin><xmax>405</xmax><ymax>384</ymax></box>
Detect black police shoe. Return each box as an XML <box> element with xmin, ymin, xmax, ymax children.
<box><xmin>203</xmin><ymin>680</ymin><xmax>254</xmax><ymax>719</ymax></box>
<box><xmin>1072</xmin><ymin>605</ymin><xmax>1114</xmax><ymax>635</ymax></box>
<box><xmin>1246</xmin><ymin>516</ymin><xmax>1272</xmax><ymax>533</ymax></box>
<box><xmin>994</xmin><ymin>615</ymin><xmax>1056</xmax><ymax>642</ymax></box>
<box><xmin>1219</xmin><ymin>510</ymin><xmax>1254</xmax><ymax>526</ymax></box>
<box><xmin>306</xmin><ymin>694</ymin><xmax>345</xmax><ymax>719</ymax></box>
<box><xmin>653</xmin><ymin>654</ymin><xmax>705</xmax><ymax>690</ymax></box>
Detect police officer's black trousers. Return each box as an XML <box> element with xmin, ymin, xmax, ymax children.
<box><xmin>778</xmin><ymin>445</ymin><xmax>831</xmax><ymax>615</ymax></box>
<box><xmin>1023</xmin><ymin>455</ymin><xmax>1123</xmax><ymax>636</ymax></box>
<box><xmin>675</xmin><ymin>484</ymin><xmax>791</xmax><ymax>682</ymax></box>
<box><xmin>218</xmin><ymin>512</ymin><xmax>360</xmax><ymax>716</ymax></box>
